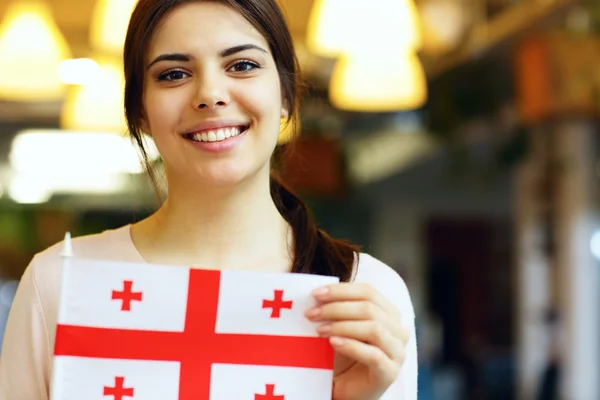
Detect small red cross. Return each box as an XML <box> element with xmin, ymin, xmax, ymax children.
<box><xmin>103</xmin><ymin>376</ymin><xmax>134</xmax><ymax>400</ymax></box>
<box><xmin>262</xmin><ymin>290</ymin><xmax>293</xmax><ymax>318</ymax></box>
<box><xmin>255</xmin><ymin>384</ymin><xmax>285</xmax><ymax>400</ymax></box>
<box><xmin>112</xmin><ymin>281</ymin><xmax>143</xmax><ymax>311</ymax></box>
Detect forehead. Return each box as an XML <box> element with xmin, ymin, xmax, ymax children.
<box><xmin>148</xmin><ymin>2</ymin><xmax>270</xmax><ymax>57</ymax></box>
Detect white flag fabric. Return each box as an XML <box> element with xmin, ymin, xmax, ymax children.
<box><xmin>210</xmin><ymin>364</ymin><xmax>333</xmax><ymax>400</ymax></box>
<box><xmin>52</xmin><ymin>358</ymin><xmax>181</xmax><ymax>399</ymax></box>
<box><xmin>51</xmin><ymin>258</ymin><xmax>338</xmax><ymax>400</ymax></box>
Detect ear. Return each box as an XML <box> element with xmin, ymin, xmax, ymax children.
<box><xmin>280</xmin><ymin>94</ymin><xmax>290</xmax><ymax>119</ymax></box>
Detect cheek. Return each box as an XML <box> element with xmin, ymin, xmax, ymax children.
<box><xmin>144</xmin><ymin>88</ymin><xmax>187</xmax><ymax>133</ymax></box>
<box><xmin>237</xmin><ymin>81</ymin><xmax>283</xmax><ymax>135</ymax></box>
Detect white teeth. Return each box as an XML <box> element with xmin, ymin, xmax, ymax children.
<box><xmin>189</xmin><ymin>126</ymin><xmax>243</xmax><ymax>142</ymax></box>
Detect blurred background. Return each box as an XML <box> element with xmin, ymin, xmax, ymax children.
<box><xmin>0</xmin><ymin>0</ymin><xmax>599</xmax><ymax>398</ymax></box>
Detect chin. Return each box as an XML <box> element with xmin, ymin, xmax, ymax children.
<box><xmin>195</xmin><ymin>165</ymin><xmax>261</xmax><ymax>188</ymax></box>
<box><xmin>167</xmin><ymin>157</ymin><xmax>269</xmax><ymax>190</ymax></box>
<box><xmin>201</xmin><ymin>176</ymin><xmax>247</xmax><ymax>188</ymax></box>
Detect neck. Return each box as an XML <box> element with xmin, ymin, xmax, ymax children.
<box><xmin>132</xmin><ymin>170</ymin><xmax>292</xmax><ymax>271</ymax></box>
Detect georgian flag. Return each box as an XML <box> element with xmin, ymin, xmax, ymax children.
<box><xmin>50</xmin><ymin>258</ymin><xmax>338</xmax><ymax>399</ymax></box>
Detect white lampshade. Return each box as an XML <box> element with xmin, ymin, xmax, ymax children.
<box><xmin>329</xmin><ymin>51</ymin><xmax>427</xmax><ymax>112</ymax></box>
<box><xmin>61</xmin><ymin>56</ymin><xmax>127</xmax><ymax>133</ymax></box>
<box><xmin>89</xmin><ymin>0</ymin><xmax>137</xmax><ymax>54</ymax></box>
<box><xmin>0</xmin><ymin>1</ymin><xmax>71</xmax><ymax>101</ymax></box>
<box><xmin>306</xmin><ymin>0</ymin><xmax>422</xmax><ymax>57</ymax></box>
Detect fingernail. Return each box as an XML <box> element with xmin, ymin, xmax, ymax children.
<box><xmin>312</xmin><ymin>287</ymin><xmax>330</xmax><ymax>297</ymax></box>
<box><xmin>330</xmin><ymin>336</ymin><xmax>345</xmax><ymax>346</ymax></box>
<box><xmin>317</xmin><ymin>323</ymin><xmax>331</xmax><ymax>335</ymax></box>
<box><xmin>305</xmin><ymin>307</ymin><xmax>322</xmax><ymax>318</ymax></box>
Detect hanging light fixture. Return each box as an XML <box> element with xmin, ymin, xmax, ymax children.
<box><xmin>306</xmin><ymin>0</ymin><xmax>422</xmax><ymax>57</ymax></box>
<box><xmin>89</xmin><ymin>0</ymin><xmax>137</xmax><ymax>54</ymax></box>
<box><xmin>308</xmin><ymin>0</ymin><xmax>427</xmax><ymax>112</ymax></box>
<box><xmin>329</xmin><ymin>50</ymin><xmax>427</xmax><ymax>112</ymax></box>
<box><xmin>306</xmin><ymin>0</ymin><xmax>355</xmax><ymax>58</ymax></box>
<box><xmin>60</xmin><ymin>55</ymin><xmax>127</xmax><ymax>133</ymax></box>
<box><xmin>0</xmin><ymin>1</ymin><xmax>71</xmax><ymax>101</ymax></box>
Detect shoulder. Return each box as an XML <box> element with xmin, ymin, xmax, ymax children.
<box><xmin>0</xmin><ymin>225</ymin><xmax>133</xmax><ymax>397</ymax></box>
<box><xmin>24</xmin><ymin>225</ymin><xmax>133</xmax><ymax>336</ymax></box>
<box><xmin>29</xmin><ymin>223</ymin><xmax>129</xmax><ymax>282</ymax></box>
<box><xmin>32</xmin><ymin>224</ymin><xmax>133</xmax><ymax>270</ymax></box>
<box><xmin>352</xmin><ymin>253</ymin><xmax>415</xmax><ymax>321</ymax></box>
<box><xmin>29</xmin><ymin>223</ymin><xmax>133</xmax><ymax>297</ymax></box>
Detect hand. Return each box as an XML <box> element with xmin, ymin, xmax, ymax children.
<box><xmin>305</xmin><ymin>283</ymin><xmax>410</xmax><ymax>400</ymax></box>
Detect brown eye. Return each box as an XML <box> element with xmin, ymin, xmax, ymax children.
<box><xmin>228</xmin><ymin>61</ymin><xmax>259</xmax><ymax>73</ymax></box>
<box><xmin>158</xmin><ymin>69</ymin><xmax>189</xmax><ymax>81</ymax></box>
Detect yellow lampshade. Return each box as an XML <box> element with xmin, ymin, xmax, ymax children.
<box><xmin>329</xmin><ymin>51</ymin><xmax>427</xmax><ymax>112</ymax></box>
<box><xmin>89</xmin><ymin>0</ymin><xmax>137</xmax><ymax>54</ymax></box>
<box><xmin>0</xmin><ymin>1</ymin><xmax>71</xmax><ymax>101</ymax></box>
<box><xmin>61</xmin><ymin>56</ymin><xmax>127</xmax><ymax>133</ymax></box>
<box><xmin>306</xmin><ymin>0</ymin><xmax>422</xmax><ymax>57</ymax></box>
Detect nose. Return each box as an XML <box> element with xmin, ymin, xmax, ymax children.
<box><xmin>193</xmin><ymin>71</ymin><xmax>230</xmax><ymax>110</ymax></box>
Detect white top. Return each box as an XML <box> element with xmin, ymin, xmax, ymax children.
<box><xmin>0</xmin><ymin>225</ymin><xmax>417</xmax><ymax>399</ymax></box>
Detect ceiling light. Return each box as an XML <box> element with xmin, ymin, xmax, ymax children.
<box><xmin>0</xmin><ymin>1</ymin><xmax>71</xmax><ymax>101</ymax></box>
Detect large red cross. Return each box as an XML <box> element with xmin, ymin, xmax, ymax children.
<box><xmin>111</xmin><ymin>280</ymin><xmax>142</xmax><ymax>311</ymax></box>
<box><xmin>255</xmin><ymin>384</ymin><xmax>284</xmax><ymax>400</ymax></box>
<box><xmin>262</xmin><ymin>290</ymin><xmax>293</xmax><ymax>318</ymax></box>
<box><xmin>103</xmin><ymin>376</ymin><xmax>134</xmax><ymax>400</ymax></box>
<box><xmin>55</xmin><ymin>269</ymin><xmax>333</xmax><ymax>399</ymax></box>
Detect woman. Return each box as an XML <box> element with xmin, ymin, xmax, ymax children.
<box><xmin>0</xmin><ymin>0</ymin><xmax>417</xmax><ymax>399</ymax></box>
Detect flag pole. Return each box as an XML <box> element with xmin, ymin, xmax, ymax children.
<box><xmin>49</xmin><ymin>232</ymin><xmax>73</xmax><ymax>400</ymax></box>
<box><xmin>57</xmin><ymin>231</ymin><xmax>72</xmax><ymax>320</ymax></box>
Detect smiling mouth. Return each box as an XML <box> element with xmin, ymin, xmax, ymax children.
<box><xmin>183</xmin><ymin>125</ymin><xmax>249</xmax><ymax>143</ymax></box>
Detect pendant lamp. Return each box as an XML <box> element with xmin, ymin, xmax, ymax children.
<box><xmin>0</xmin><ymin>1</ymin><xmax>71</xmax><ymax>101</ymax></box>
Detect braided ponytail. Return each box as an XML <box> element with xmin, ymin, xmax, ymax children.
<box><xmin>270</xmin><ymin>174</ymin><xmax>358</xmax><ymax>282</ymax></box>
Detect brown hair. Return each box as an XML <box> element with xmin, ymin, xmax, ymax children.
<box><xmin>123</xmin><ymin>0</ymin><xmax>358</xmax><ymax>281</ymax></box>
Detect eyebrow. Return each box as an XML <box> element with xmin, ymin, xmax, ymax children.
<box><xmin>220</xmin><ymin>44</ymin><xmax>267</xmax><ymax>57</ymax></box>
<box><xmin>147</xmin><ymin>44</ymin><xmax>268</xmax><ymax>69</ymax></box>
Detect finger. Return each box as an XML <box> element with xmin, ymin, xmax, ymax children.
<box><xmin>313</xmin><ymin>283</ymin><xmax>399</xmax><ymax>317</ymax></box>
<box><xmin>399</xmin><ymin>324</ymin><xmax>411</xmax><ymax>344</ymax></box>
<box><xmin>306</xmin><ymin>300</ymin><xmax>391</xmax><ymax>326</ymax></box>
<box><xmin>329</xmin><ymin>336</ymin><xmax>401</xmax><ymax>385</ymax></box>
<box><xmin>306</xmin><ymin>300</ymin><xmax>405</xmax><ymax>339</ymax></box>
<box><xmin>317</xmin><ymin>321</ymin><xmax>406</xmax><ymax>362</ymax></box>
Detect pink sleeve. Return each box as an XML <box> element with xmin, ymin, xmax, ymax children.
<box><xmin>0</xmin><ymin>258</ymin><xmax>51</xmax><ymax>400</ymax></box>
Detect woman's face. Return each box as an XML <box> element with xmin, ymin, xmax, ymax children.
<box><xmin>143</xmin><ymin>2</ymin><xmax>285</xmax><ymax>188</ymax></box>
